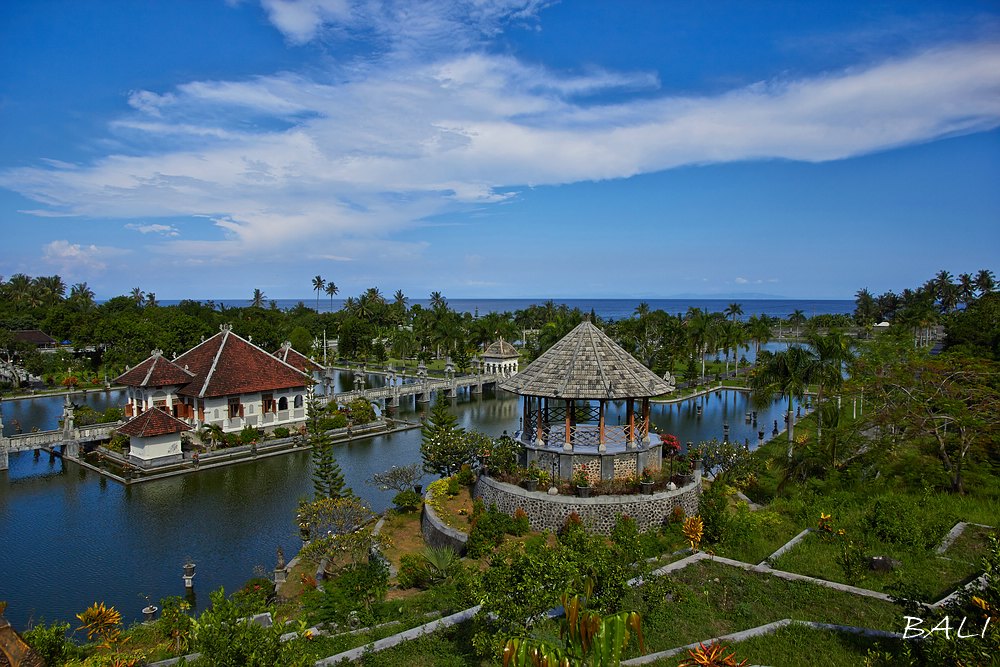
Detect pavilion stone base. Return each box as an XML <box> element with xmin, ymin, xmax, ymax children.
<box><xmin>129</xmin><ymin>452</ymin><xmax>184</xmax><ymax>469</ymax></box>
<box><xmin>474</xmin><ymin>473</ymin><xmax>701</xmax><ymax>535</ymax></box>
<box><xmin>523</xmin><ymin>442</ymin><xmax>663</xmax><ymax>485</ymax></box>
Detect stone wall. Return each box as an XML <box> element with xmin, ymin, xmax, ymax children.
<box><xmin>420</xmin><ymin>493</ymin><xmax>469</xmax><ymax>555</ymax></box>
<box><xmin>473</xmin><ymin>473</ymin><xmax>702</xmax><ymax>535</ymax></box>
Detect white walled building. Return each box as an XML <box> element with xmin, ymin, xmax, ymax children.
<box><xmin>118</xmin><ymin>407</ymin><xmax>191</xmax><ymax>467</ymax></box>
<box><xmin>115</xmin><ymin>325</ymin><xmax>316</xmax><ymax>434</ymax></box>
<box><xmin>482</xmin><ymin>338</ymin><xmax>519</xmax><ymax>378</ymax></box>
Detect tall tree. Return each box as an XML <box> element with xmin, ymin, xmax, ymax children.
<box><xmin>307</xmin><ymin>393</ymin><xmax>349</xmax><ymax>499</ymax></box>
<box><xmin>420</xmin><ymin>395</ymin><xmax>471</xmax><ymax>477</ymax></box>
<box><xmin>130</xmin><ymin>287</ymin><xmax>144</xmax><ymax>306</ymax></box>
<box><xmin>325</xmin><ymin>281</ymin><xmax>339</xmax><ymax>310</ymax></box>
<box><xmin>724</xmin><ymin>302</ymin><xmax>744</xmax><ymax>322</ymax></box>
<box><xmin>249</xmin><ymin>288</ymin><xmax>266</xmax><ymax>308</ymax></box>
<box><xmin>860</xmin><ymin>355</ymin><xmax>999</xmax><ymax>493</ymax></box>
<box><xmin>807</xmin><ymin>329</ymin><xmax>855</xmax><ymax>460</ymax></box>
<box><xmin>749</xmin><ymin>345</ymin><xmax>817</xmax><ymax>455</ymax></box>
<box><xmin>975</xmin><ymin>269</ymin><xmax>996</xmax><ymax>296</ymax></box>
<box><xmin>312</xmin><ymin>275</ymin><xmax>325</xmax><ymax>311</ymax></box>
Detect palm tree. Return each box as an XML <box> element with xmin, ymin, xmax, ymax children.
<box><xmin>788</xmin><ymin>310</ymin><xmax>806</xmax><ymax>337</ymax></box>
<box><xmin>145</xmin><ymin>292</ymin><xmax>158</xmax><ymax>308</ymax></box>
<box><xmin>250</xmin><ymin>288</ymin><xmax>266</xmax><ymax>308</ymax></box>
<box><xmin>974</xmin><ymin>269</ymin><xmax>996</xmax><ymax>295</ymax></box>
<box><xmin>69</xmin><ymin>282</ymin><xmax>96</xmax><ymax>309</ymax></box>
<box><xmin>312</xmin><ymin>275</ymin><xmax>325</xmax><ymax>311</ymax></box>
<box><xmin>807</xmin><ymin>330</ymin><xmax>854</xmax><ymax>462</ymax></box>
<box><xmin>853</xmin><ymin>288</ymin><xmax>877</xmax><ymax>329</ymax></box>
<box><xmin>634</xmin><ymin>302</ymin><xmax>650</xmax><ymax>319</ymax></box>
<box><xmin>325</xmin><ymin>282</ymin><xmax>339</xmax><ymax>310</ymax></box>
<box><xmin>6</xmin><ymin>274</ymin><xmax>34</xmax><ymax>304</ymax></box>
<box><xmin>746</xmin><ymin>314</ymin><xmax>771</xmax><ymax>361</ymax></box>
<box><xmin>724</xmin><ymin>302</ymin><xmax>743</xmax><ymax>322</ymax></box>
<box><xmin>749</xmin><ymin>346</ymin><xmax>817</xmax><ymax>456</ymax></box>
<box><xmin>429</xmin><ymin>291</ymin><xmax>446</xmax><ymax>311</ymax></box>
<box><xmin>34</xmin><ymin>275</ymin><xmax>66</xmax><ymax>304</ymax></box>
<box><xmin>130</xmin><ymin>287</ymin><xmax>144</xmax><ymax>306</ymax></box>
<box><xmin>957</xmin><ymin>273</ymin><xmax>976</xmax><ymax>308</ymax></box>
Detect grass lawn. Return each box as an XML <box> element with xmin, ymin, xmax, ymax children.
<box><xmin>378</xmin><ymin>509</ymin><xmax>426</xmax><ymax>573</ymax></box>
<box><xmin>624</xmin><ymin>558</ymin><xmax>901</xmax><ymax>658</ymax></box>
<box><xmin>429</xmin><ymin>485</ymin><xmax>476</xmax><ymax>534</ymax></box>
<box><xmin>769</xmin><ymin>531</ymin><xmax>985</xmax><ymax>601</ymax></box>
<box><xmin>647</xmin><ymin>624</ymin><xmax>903</xmax><ymax>667</ymax></box>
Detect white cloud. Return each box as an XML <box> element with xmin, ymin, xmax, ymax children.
<box><xmin>42</xmin><ymin>240</ymin><xmax>129</xmax><ymax>273</ymax></box>
<box><xmin>734</xmin><ymin>277</ymin><xmax>749</xmax><ymax>284</ymax></box>
<box><xmin>2</xmin><ymin>37</ymin><xmax>999</xmax><ymax>263</ymax></box>
<box><xmin>125</xmin><ymin>223</ymin><xmax>180</xmax><ymax>236</ymax></box>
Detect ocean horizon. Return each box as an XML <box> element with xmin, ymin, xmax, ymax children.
<box><xmin>154</xmin><ymin>297</ymin><xmax>855</xmax><ymax>321</ymax></box>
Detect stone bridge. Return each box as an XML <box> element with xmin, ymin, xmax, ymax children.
<box><xmin>0</xmin><ymin>395</ymin><xmax>120</xmax><ymax>471</ymax></box>
<box><xmin>327</xmin><ymin>372</ymin><xmax>502</xmax><ymax>407</ymax></box>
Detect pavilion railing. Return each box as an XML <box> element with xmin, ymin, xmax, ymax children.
<box><xmin>524</xmin><ymin>419</ymin><xmax>650</xmax><ymax>449</ymax></box>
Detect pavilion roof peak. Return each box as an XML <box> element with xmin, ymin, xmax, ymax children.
<box><xmin>499</xmin><ymin>321</ymin><xmax>671</xmax><ymax>399</ymax></box>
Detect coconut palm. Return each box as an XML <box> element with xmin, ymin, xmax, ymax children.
<box><xmin>145</xmin><ymin>292</ymin><xmax>158</xmax><ymax>308</ymax></box>
<box><xmin>974</xmin><ymin>269</ymin><xmax>996</xmax><ymax>295</ymax></box>
<box><xmin>250</xmin><ymin>288</ymin><xmax>266</xmax><ymax>308</ymax></box>
<box><xmin>325</xmin><ymin>282</ymin><xmax>339</xmax><ymax>310</ymax></box>
<box><xmin>724</xmin><ymin>302</ymin><xmax>743</xmax><ymax>322</ymax></box>
<box><xmin>429</xmin><ymin>291</ymin><xmax>446</xmax><ymax>311</ymax></box>
<box><xmin>312</xmin><ymin>275</ymin><xmax>325</xmax><ymax>310</ymax></box>
<box><xmin>69</xmin><ymin>282</ymin><xmax>96</xmax><ymax>309</ymax></box>
<box><xmin>746</xmin><ymin>314</ymin><xmax>771</xmax><ymax>361</ymax></box>
<box><xmin>34</xmin><ymin>275</ymin><xmax>66</xmax><ymax>304</ymax></box>
<box><xmin>749</xmin><ymin>345</ymin><xmax>817</xmax><ymax>456</ymax></box>
<box><xmin>807</xmin><ymin>330</ymin><xmax>854</xmax><ymax>460</ymax></box>
<box><xmin>788</xmin><ymin>310</ymin><xmax>806</xmax><ymax>337</ymax></box>
<box><xmin>130</xmin><ymin>287</ymin><xmax>144</xmax><ymax>306</ymax></box>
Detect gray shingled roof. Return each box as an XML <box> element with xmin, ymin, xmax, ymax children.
<box><xmin>499</xmin><ymin>321</ymin><xmax>671</xmax><ymax>399</ymax></box>
<box><xmin>483</xmin><ymin>338</ymin><xmax>518</xmax><ymax>359</ymax></box>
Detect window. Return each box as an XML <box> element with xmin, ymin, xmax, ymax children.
<box><xmin>278</xmin><ymin>396</ymin><xmax>288</xmax><ymax>411</ymax></box>
<box><xmin>262</xmin><ymin>393</ymin><xmax>275</xmax><ymax>413</ymax></box>
<box><xmin>293</xmin><ymin>394</ymin><xmax>303</xmax><ymax>409</ymax></box>
<box><xmin>228</xmin><ymin>397</ymin><xmax>241</xmax><ymax>419</ymax></box>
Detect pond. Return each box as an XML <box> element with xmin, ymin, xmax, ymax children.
<box><xmin>0</xmin><ymin>376</ymin><xmax>795</xmax><ymax>630</ymax></box>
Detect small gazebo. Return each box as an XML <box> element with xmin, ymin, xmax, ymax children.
<box><xmin>500</xmin><ymin>321</ymin><xmax>672</xmax><ymax>483</ymax></box>
<box><xmin>482</xmin><ymin>338</ymin><xmax>519</xmax><ymax>378</ymax></box>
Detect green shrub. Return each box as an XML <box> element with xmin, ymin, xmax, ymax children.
<box><xmin>303</xmin><ymin>560</ymin><xmax>388</xmax><ymax>626</ymax></box>
<box><xmin>397</xmin><ymin>553</ymin><xmax>428</xmax><ymax>589</ymax></box>
<box><xmin>446</xmin><ymin>475</ymin><xmax>461</xmax><ymax>496</ymax></box>
<box><xmin>466</xmin><ymin>505</ymin><xmax>516</xmax><ymax>558</ymax></box>
<box><xmin>862</xmin><ymin>496</ymin><xmax>951</xmax><ymax>548</ymax></box>
<box><xmin>22</xmin><ymin>620</ymin><xmax>75</xmax><ymax>665</ymax></box>
<box><xmin>392</xmin><ymin>489</ymin><xmax>422</xmax><ymax>512</ymax></box>
<box><xmin>456</xmin><ymin>463</ymin><xmax>475</xmax><ymax>487</ymax></box>
<box><xmin>272</xmin><ymin>426</ymin><xmax>291</xmax><ymax>438</ymax></box>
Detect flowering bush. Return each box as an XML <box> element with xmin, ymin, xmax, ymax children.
<box><xmin>659</xmin><ymin>433</ymin><xmax>681</xmax><ymax>454</ymax></box>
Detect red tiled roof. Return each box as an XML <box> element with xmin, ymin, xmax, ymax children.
<box><xmin>273</xmin><ymin>343</ymin><xmax>324</xmax><ymax>374</ymax></box>
<box><xmin>118</xmin><ymin>408</ymin><xmax>193</xmax><ymax>437</ymax></box>
<box><xmin>114</xmin><ymin>352</ymin><xmax>194</xmax><ymax>387</ymax></box>
<box><xmin>175</xmin><ymin>327</ymin><xmax>313</xmax><ymax>398</ymax></box>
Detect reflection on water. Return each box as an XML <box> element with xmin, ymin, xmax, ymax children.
<box><xmin>0</xmin><ymin>372</ymin><xmax>795</xmax><ymax>630</ymax></box>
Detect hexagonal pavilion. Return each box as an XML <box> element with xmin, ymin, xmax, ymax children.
<box><xmin>500</xmin><ymin>321</ymin><xmax>673</xmax><ymax>482</ymax></box>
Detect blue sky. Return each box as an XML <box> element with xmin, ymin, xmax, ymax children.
<box><xmin>1</xmin><ymin>0</ymin><xmax>998</xmax><ymax>301</ymax></box>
